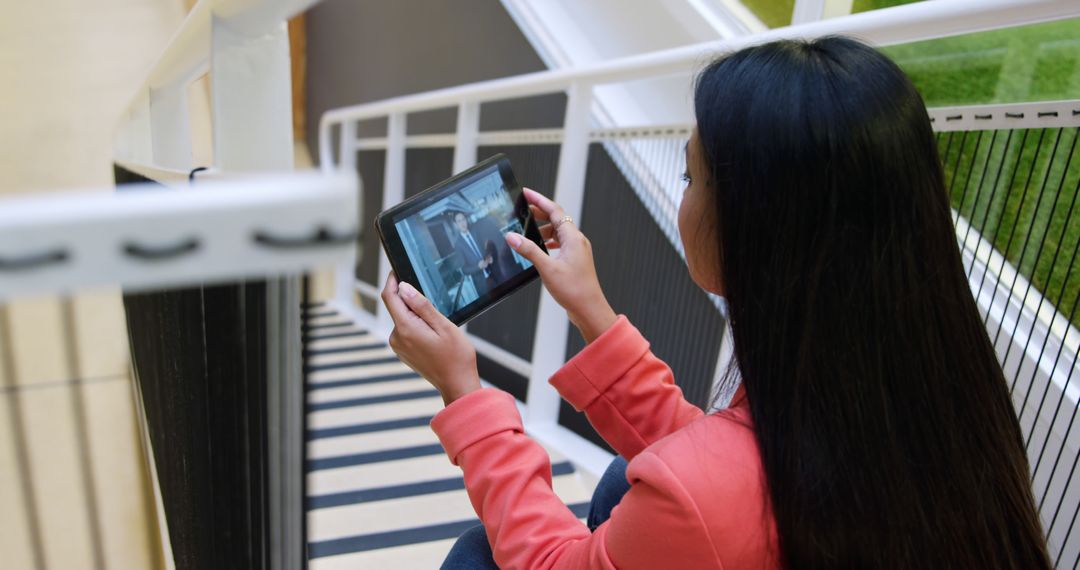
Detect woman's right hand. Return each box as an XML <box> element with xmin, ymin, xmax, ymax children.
<box><xmin>506</xmin><ymin>188</ymin><xmax>617</xmax><ymax>344</ymax></box>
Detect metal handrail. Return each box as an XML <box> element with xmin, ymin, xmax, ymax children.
<box><xmin>0</xmin><ymin>171</ymin><xmax>357</xmax><ymax>301</ymax></box>
<box><xmin>319</xmin><ymin>0</ymin><xmax>1079</xmax><ymax>172</ymax></box>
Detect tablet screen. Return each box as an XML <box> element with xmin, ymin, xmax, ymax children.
<box><xmin>389</xmin><ymin>162</ymin><xmax>536</xmax><ymax>320</ymax></box>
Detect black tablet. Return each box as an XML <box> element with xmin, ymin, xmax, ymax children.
<box><xmin>375</xmin><ymin>154</ymin><xmax>547</xmax><ymax>325</ymax></box>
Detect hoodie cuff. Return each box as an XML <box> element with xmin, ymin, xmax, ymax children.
<box><xmin>430</xmin><ymin>388</ymin><xmax>523</xmax><ymax>465</ymax></box>
<box><xmin>549</xmin><ymin>316</ymin><xmax>651</xmax><ymax>411</ymax></box>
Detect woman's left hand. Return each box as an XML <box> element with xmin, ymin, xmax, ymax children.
<box><xmin>381</xmin><ymin>273</ymin><xmax>481</xmax><ymax>406</ymax></box>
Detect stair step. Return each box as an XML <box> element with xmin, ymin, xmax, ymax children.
<box><xmin>302</xmin><ymin>310</ymin><xmax>591</xmax><ymax>567</ymax></box>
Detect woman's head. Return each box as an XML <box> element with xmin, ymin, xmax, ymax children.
<box><xmin>688</xmin><ymin>37</ymin><xmax>1049</xmax><ymax>568</ymax></box>
<box><xmin>682</xmin><ymin>36</ymin><xmax>945</xmax><ymax>300</ymax></box>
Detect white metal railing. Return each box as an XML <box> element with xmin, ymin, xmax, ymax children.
<box><xmin>0</xmin><ymin>167</ymin><xmax>357</xmax><ymax>570</ymax></box>
<box><xmin>115</xmin><ymin>0</ymin><xmax>321</xmax><ymax>174</ymax></box>
<box><xmin>108</xmin><ymin>3</ymin><xmax>334</xmax><ymax>568</ymax></box>
<box><xmin>929</xmin><ymin>100</ymin><xmax>1080</xmax><ymax>133</ymax></box>
<box><xmin>0</xmin><ymin>171</ymin><xmax>357</xmax><ymax>302</ymax></box>
<box><xmin>319</xmin><ymin>0</ymin><xmax>1080</xmax><ymax>480</ymax></box>
<box><xmin>81</xmin><ymin>1</ymin><xmax>344</xmax><ymax>568</ymax></box>
<box><xmin>319</xmin><ymin>0</ymin><xmax>1077</xmax><ymax>152</ymax></box>
<box><xmin>336</xmin><ymin>103</ymin><xmax>1080</xmax><ymax>423</ymax></box>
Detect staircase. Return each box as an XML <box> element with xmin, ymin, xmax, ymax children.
<box><xmin>302</xmin><ymin>304</ymin><xmax>593</xmax><ymax>568</ymax></box>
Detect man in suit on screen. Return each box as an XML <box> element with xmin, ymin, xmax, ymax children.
<box><xmin>449</xmin><ymin>210</ymin><xmax>498</xmax><ymax>297</ymax></box>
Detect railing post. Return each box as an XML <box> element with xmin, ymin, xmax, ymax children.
<box><xmin>793</xmin><ymin>0</ymin><xmax>852</xmax><ymax>23</ymax></box>
<box><xmin>339</xmin><ymin>119</ymin><xmax>357</xmax><ymax>170</ymax></box>
<box><xmin>452</xmin><ymin>102</ymin><xmax>481</xmax><ymax>334</ymax></box>
<box><xmin>149</xmin><ymin>83</ymin><xmax>193</xmax><ymax>170</ymax></box>
<box><xmin>453</xmin><ymin>101</ymin><xmax>480</xmax><ymax>174</ymax></box>
<box><xmin>210</xmin><ymin>18</ymin><xmax>293</xmax><ymax>170</ymax></box>
<box><xmin>792</xmin><ymin>0</ymin><xmax>826</xmax><ymax>24</ymax></box>
<box><xmin>116</xmin><ymin>89</ymin><xmax>154</xmax><ymax>165</ymax></box>
<box><xmin>376</xmin><ymin>112</ymin><xmax>407</xmax><ymax>334</ymax></box>
<box><xmin>334</xmin><ymin>119</ymin><xmax>358</xmax><ymax>310</ymax></box>
<box><xmin>525</xmin><ymin>82</ymin><xmax>593</xmax><ymax>428</ymax></box>
<box><xmin>209</xmin><ymin>16</ymin><xmax>299</xmax><ymax>570</ymax></box>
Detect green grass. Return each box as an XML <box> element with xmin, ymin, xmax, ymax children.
<box><xmin>883</xmin><ymin>19</ymin><xmax>1080</xmax><ymax>106</ymax></box>
<box><xmin>892</xmin><ymin>19</ymin><xmax>1080</xmax><ymax>328</ymax></box>
<box><xmin>735</xmin><ymin>1</ymin><xmax>1080</xmax><ymax>327</ymax></box>
<box><xmin>739</xmin><ymin>0</ymin><xmax>1080</xmax><ymax>110</ymax></box>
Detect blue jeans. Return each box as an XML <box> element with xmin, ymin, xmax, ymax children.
<box><xmin>441</xmin><ymin>456</ymin><xmax>631</xmax><ymax>569</ymax></box>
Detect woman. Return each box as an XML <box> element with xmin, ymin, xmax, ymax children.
<box><xmin>381</xmin><ymin>37</ymin><xmax>1051</xmax><ymax>568</ymax></box>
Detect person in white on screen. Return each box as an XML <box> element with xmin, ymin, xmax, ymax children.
<box><xmin>450</xmin><ymin>210</ymin><xmax>494</xmax><ymax>296</ymax></box>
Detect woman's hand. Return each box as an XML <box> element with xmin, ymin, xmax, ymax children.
<box><xmin>506</xmin><ymin>188</ymin><xmax>617</xmax><ymax>343</ymax></box>
<box><xmin>381</xmin><ymin>273</ymin><xmax>481</xmax><ymax>406</ymax></box>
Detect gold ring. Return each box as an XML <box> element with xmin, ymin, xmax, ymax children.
<box><xmin>556</xmin><ymin>215</ymin><xmax>574</xmax><ymax>228</ymax></box>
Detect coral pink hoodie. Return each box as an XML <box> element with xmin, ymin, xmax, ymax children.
<box><xmin>431</xmin><ymin>316</ymin><xmax>779</xmax><ymax>569</ymax></box>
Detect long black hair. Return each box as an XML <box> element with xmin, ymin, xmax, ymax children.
<box><xmin>695</xmin><ymin>37</ymin><xmax>1050</xmax><ymax>568</ymax></box>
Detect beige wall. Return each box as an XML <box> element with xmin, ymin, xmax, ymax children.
<box><xmin>0</xmin><ymin>0</ymin><xmax>202</xmax><ymax>195</ymax></box>
<box><xmin>0</xmin><ymin>1</ymin><xmax>200</xmax><ymax>568</ymax></box>
<box><xmin>0</xmin><ymin>293</ymin><xmax>159</xmax><ymax>570</ymax></box>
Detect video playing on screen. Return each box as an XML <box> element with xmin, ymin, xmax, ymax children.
<box><xmin>394</xmin><ymin>169</ymin><xmax>533</xmax><ymax>316</ymax></box>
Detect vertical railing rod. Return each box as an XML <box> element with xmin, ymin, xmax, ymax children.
<box><xmin>453</xmin><ymin>102</ymin><xmax>481</xmax><ymax>335</ymax></box>
<box><xmin>453</xmin><ymin>102</ymin><xmax>480</xmax><ymax>175</ymax></box>
<box><xmin>1001</xmin><ymin>129</ymin><xmax>1065</xmax><ymax>392</ymax></box>
<box><xmin>377</xmin><ymin>112</ymin><xmax>408</xmax><ymax>334</ymax></box>
<box><xmin>525</xmin><ymin>82</ymin><xmax>593</xmax><ymax>428</ymax></box>
<box><xmin>945</xmin><ymin>131</ymin><xmax>970</xmax><ymax>203</ymax></box>
<box><xmin>1052</xmin><ymin>449</ymin><xmax>1080</xmax><ymax>566</ymax></box>
<box><xmin>1033</xmin><ymin>285</ymin><xmax>1080</xmax><ymax>504</ymax></box>
<box><xmin>976</xmin><ymin>129</ymin><xmax>1031</xmax><ymax>322</ymax></box>
<box><xmin>989</xmin><ymin>130</ymin><xmax>1047</xmax><ymax>345</ymax></box>
<box><xmin>956</xmin><ymin>130</ymin><xmax>997</xmax><ymax>243</ymax></box>
<box><xmin>965</xmin><ymin>129</ymin><xmax>1012</xmax><ymax>281</ymax></box>
<box><xmin>1015</xmin><ymin>130</ymin><xmax>1079</xmax><ymax>427</ymax></box>
<box><xmin>952</xmin><ymin>131</ymin><xmax>984</xmax><ymax>233</ymax></box>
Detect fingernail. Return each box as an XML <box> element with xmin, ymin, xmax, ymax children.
<box><xmin>399</xmin><ymin>282</ymin><xmax>418</xmax><ymax>299</ymax></box>
<box><xmin>506</xmin><ymin>232</ymin><xmax>523</xmax><ymax>248</ymax></box>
